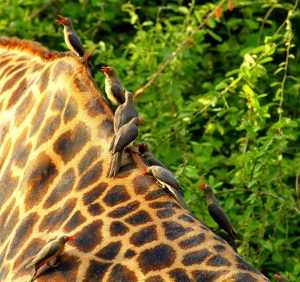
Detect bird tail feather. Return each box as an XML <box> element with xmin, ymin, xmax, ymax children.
<box><xmin>109</xmin><ymin>151</ymin><xmax>123</xmax><ymax>177</ymax></box>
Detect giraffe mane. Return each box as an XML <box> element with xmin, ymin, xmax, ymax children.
<box><xmin>0</xmin><ymin>36</ymin><xmax>92</xmax><ymax>64</ymax></box>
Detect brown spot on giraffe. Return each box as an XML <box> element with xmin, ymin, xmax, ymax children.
<box><xmin>0</xmin><ymin>36</ymin><xmax>269</xmax><ymax>282</ymax></box>
<box><xmin>39</xmin><ymin>198</ymin><xmax>77</xmax><ymax>232</ymax></box>
<box><xmin>64</xmin><ymin>211</ymin><xmax>87</xmax><ymax>232</ymax></box>
<box><xmin>107</xmin><ymin>264</ymin><xmax>137</xmax><ymax>282</ymax></box>
<box><xmin>96</xmin><ymin>241</ymin><xmax>122</xmax><ymax>260</ymax></box>
<box><xmin>7</xmin><ymin>212</ymin><xmax>38</xmax><ymax>260</ymax></box>
<box><xmin>54</xmin><ymin>122</ymin><xmax>91</xmax><ymax>163</ymax></box>
<box><xmin>77</xmin><ymin>160</ymin><xmax>103</xmax><ymax>190</ymax></box>
<box><xmin>43</xmin><ymin>168</ymin><xmax>76</xmax><ymax>208</ymax></box>
<box><xmin>73</xmin><ymin>220</ymin><xmax>103</xmax><ymax>252</ymax></box>
<box><xmin>14</xmin><ymin>92</ymin><xmax>35</xmax><ymax>127</ymax></box>
<box><xmin>138</xmin><ymin>244</ymin><xmax>176</xmax><ymax>274</ymax></box>
<box><xmin>24</xmin><ymin>152</ymin><xmax>58</xmax><ymax>210</ymax></box>
<box><xmin>64</xmin><ymin>98</ymin><xmax>78</xmax><ymax>123</ymax></box>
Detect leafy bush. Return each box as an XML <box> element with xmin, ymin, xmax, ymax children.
<box><xmin>1</xmin><ymin>0</ymin><xmax>299</xmax><ymax>280</ymax></box>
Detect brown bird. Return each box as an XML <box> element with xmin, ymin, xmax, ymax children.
<box><xmin>101</xmin><ymin>66</ymin><xmax>125</xmax><ymax>105</ymax></box>
<box><xmin>198</xmin><ymin>184</ymin><xmax>237</xmax><ymax>241</ymax></box>
<box><xmin>26</xmin><ymin>235</ymin><xmax>74</xmax><ymax>281</ymax></box>
<box><xmin>56</xmin><ymin>15</ymin><xmax>85</xmax><ymax>57</ymax></box>
<box><xmin>143</xmin><ymin>165</ymin><xmax>187</xmax><ymax>209</ymax></box>
<box><xmin>137</xmin><ymin>142</ymin><xmax>167</xmax><ymax>169</ymax></box>
<box><xmin>109</xmin><ymin>117</ymin><xmax>143</xmax><ymax>177</ymax></box>
<box><xmin>274</xmin><ymin>274</ymin><xmax>289</xmax><ymax>282</ymax></box>
<box><xmin>109</xmin><ymin>90</ymin><xmax>138</xmax><ymax>151</ymax></box>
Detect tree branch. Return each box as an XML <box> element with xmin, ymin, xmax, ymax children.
<box><xmin>134</xmin><ymin>0</ymin><xmax>227</xmax><ymax>100</ymax></box>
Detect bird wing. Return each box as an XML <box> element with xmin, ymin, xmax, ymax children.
<box><xmin>109</xmin><ymin>134</ymin><xmax>116</xmax><ymax>152</ymax></box>
<box><xmin>208</xmin><ymin>202</ymin><xmax>235</xmax><ymax>237</ymax></box>
<box><xmin>164</xmin><ymin>184</ymin><xmax>187</xmax><ymax>209</ymax></box>
<box><xmin>26</xmin><ymin>242</ymin><xmax>60</xmax><ymax>268</ymax></box>
<box><xmin>147</xmin><ymin>156</ymin><xmax>167</xmax><ymax>169</ymax></box>
<box><xmin>112</xmin><ymin>124</ymin><xmax>138</xmax><ymax>154</ymax></box>
<box><xmin>122</xmin><ymin>104</ymin><xmax>138</xmax><ymax>125</ymax></box>
<box><xmin>111</xmin><ymin>83</ymin><xmax>125</xmax><ymax>104</ymax></box>
<box><xmin>68</xmin><ymin>33</ymin><xmax>85</xmax><ymax>56</ymax></box>
<box><xmin>114</xmin><ymin>104</ymin><xmax>124</xmax><ymax>131</ymax></box>
<box><xmin>153</xmin><ymin>167</ymin><xmax>183</xmax><ymax>193</ymax></box>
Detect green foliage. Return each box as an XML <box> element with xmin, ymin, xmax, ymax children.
<box><xmin>1</xmin><ymin>0</ymin><xmax>300</xmax><ymax>280</ymax></box>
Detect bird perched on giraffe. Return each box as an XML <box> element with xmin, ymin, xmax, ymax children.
<box><xmin>143</xmin><ymin>165</ymin><xmax>187</xmax><ymax>209</ymax></box>
<box><xmin>137</xmin><ymin>142</ymin><xmax>168</xmax><ymax>169</ymax></box>
<box><xmin>56</xmin><ymin>15</ymin><xmax>85</xmax><ymax>57</ymax></box>
<box><xmin>274</xmin><ymin>274</ymin><xmax>289</xmax><ymax>282</ymax></box>
<box><xmin>26</xmin><ymin>235</ymin><xmax>74</xmax><ymax>281</ymax></box>
<box><xmin>101</xmin><ymin>66</ymin><xmax>126</xmax><ymax>105</ymax></box>
<box><xmin>109</xmin><ymin>117</ymin><xmax>143</xmax><ymax>177</ymax></box>
<box><xmin>198</xmin><ymin>183</ymin><xmax>237</xmax><ymax>250</ymax></box>
<box><xmin>110</xmin><ymin>90</ymin><xmax>138</xmax><ymax>151</ymax></box>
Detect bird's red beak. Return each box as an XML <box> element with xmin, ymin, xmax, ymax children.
<box><xmin>68</xmin><ymin>236</ymin><xmax>75</xmax><ymax>241</ymax></box>
<box><xmin>273</xmin><ymin>274</ymin><xmax>280</xmax><ymax>280</ymax></box>
<box><xmin>139</xmin><ymin>118</ymin><xmax>144</xmax><ymax>124</ymax></box>
<box><xmin>198</xmin><ymin>179</ymin><xmax>207</xmax><ymax>189</ymax></box>
<box><xmin>56</xmin><ymin>15</ymin><xmax>67</xmax><ymax>24</ymax></box>
<box><xmin>100</xmin><ymin>66</ymin><xmax>110</xmax><ymax>73</ymax></box>
<box><xmin>137</xmin><ymin>143</ymin><xmax>142</xmax><ymax>147</ymax></box>
<box><xmin>142</xmin><ymin>170</ymin><xmax>148</xmax><ymax>176</ymax></box>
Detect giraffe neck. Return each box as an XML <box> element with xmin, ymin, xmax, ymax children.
<box><xmin>0</xmin><ymin>37</ymin><xmax>268</xmax><ymax>282</ymax></box>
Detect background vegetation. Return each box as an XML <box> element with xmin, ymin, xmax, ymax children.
<box><xmin>1</xmin><ymin>0</ymin><xmax>299</xmax><ymax>280</ymax></box>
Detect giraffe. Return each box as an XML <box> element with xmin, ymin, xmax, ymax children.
<box><xmin>0</xmin><ymin>36</ymin><xmax>269</xmax><ymax>282</ymax></box>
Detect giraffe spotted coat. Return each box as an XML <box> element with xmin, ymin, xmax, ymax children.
<box><xmin>0</xmin><ymin>37</ymin><xmax>269</xmax><ymax>282</ymax></box>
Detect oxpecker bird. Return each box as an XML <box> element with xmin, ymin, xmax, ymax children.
<box><xmin>109</xmin><ymin>117</ymin><xmax>143</xmax><ymax>177</ymax></box>
<box><xmin>274</xmin><ymin>274</ymin><xmax>289</xmax><ymax>282</ymax></box>
<box><xmin>198</xmin><ymin>184</ymin><xmax>237</xmax><ymax>241</ymax></box>
<box><xmin>137</xmin><ymin>142</ymin><xmax>167</xmax><ymax>168</ymax></box>
<box><xmin>110</xmin><ymin>90</ymin><xmax>138</xmax><ymax>151</ymax></box>
<box><xmin>56</xmin><ymin>15</ymin><xmax>85</xmax><ymax>57</ymax></box>
<box><xmin>101</xmin><ymin>66</ymin><xmax>125</xmax><ymax>105</ymax></box>
<box><xmin>26</xmin><ymin>235</ymin><xmax>74</xmax><ymax>281</ymax></box>
<box><xmin>143</xmin><ymin>165</ymin><xmax>187</xmax><ymax>209</ymax></box>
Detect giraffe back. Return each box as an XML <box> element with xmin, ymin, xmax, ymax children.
<box><xmin>0</xmin><ymin>37</ymin><xmax>268</xmax><ymax>282</ymax></box>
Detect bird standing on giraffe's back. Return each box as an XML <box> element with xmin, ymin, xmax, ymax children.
<box><xmin>25</xmin><ymin>235</ymin><xmax>74</xmax><ymax>281</ymax></box>
<box><xmin>143</xmin><ymin>165</ymin><xmax>187</xmax><ymax>209</ymax></box>
<box><xmin>56</xmin><ymin>15</ymin><xmax>85</xmax><ymax>57</ymax></box>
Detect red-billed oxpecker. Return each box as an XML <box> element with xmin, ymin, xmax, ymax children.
<box><xmin>143</xmin><ymin>166</ymin><xmax>187</xmax><ymax>209</ymax></box>
<box><xmin>26</xmin><ymin>235</ymin><xmax>74</xmax><ymax>281</ymax></box>
<box><xmin>198</xmin><ymin>183</ymin><xmax>237</xmax><ymax>243</ymax></box>
<box><xmin>100</xmin><ymin>66</ymin><xmax>125</xmax><ymax>105</ymax></box>
<box><xmin>137</xmin><ymin>142</ymin><xmax>168</xmax><ymax>169</ymax></box>
<box><xmin>274</xmin><ymin>274</ymin><xmax>289</xmax><ymax>282</ymax></box>
<box><xmin>56</xmin><ymin>15</ymin><xmax>85</xmax><ymax>57</ymax></box>
<box><xmin>110</xmin><ymin>90</ymin><xmax>138</xmax><ymax>151</ymax></box>
<box><xmin>109</xmin><ymin>117</ymin><xmax>143</xmax><ymax>177</ymax></box>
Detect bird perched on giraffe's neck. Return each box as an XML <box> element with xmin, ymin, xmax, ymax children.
<box><xmin>101</xmin><ymin>66</ymin><xmax>126</xmax><ymax>105</ymax></box>
<box><xmin>109</xmin><ymin>117</ymin><xmax>143</xmax><ymax>177</ymax></box>
<box><xmin>56</xmin><ymin>15</ymin><xmax>85</xmax><ymax>57</ymax></box>
<box><xmin>109</xmin><ymin>90</ymin><xmax>138</xmax><ymax>152</ymax></box>
<box><xmin>198</xmin><ymin>183</ymin><xmax>237</xmax><ymax>249</ymax></box>
<box><xmin>114</xmin><ymin>90</ymin><xmax>137</xmax><ymax>132</ymax></box>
